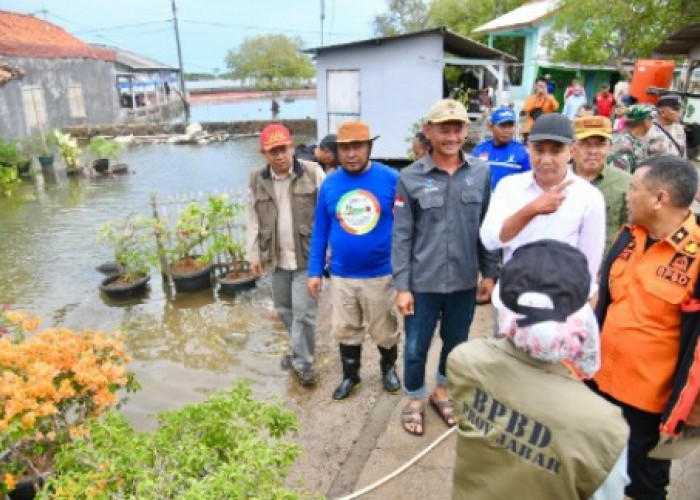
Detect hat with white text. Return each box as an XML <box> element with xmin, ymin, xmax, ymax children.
<box><xmin>490</xmin><ymin>107</ymin><xmax>517</xmax><ymax>125</ymax></box>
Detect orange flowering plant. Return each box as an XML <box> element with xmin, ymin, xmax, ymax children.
<box><xmin>0</xmin><ymin>307</ymin><xmax>138</xmax><ymax>496</ymax></box>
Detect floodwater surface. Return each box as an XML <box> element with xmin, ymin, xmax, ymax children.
<box><xmin>0</xmin><ymin>136</ymin><xmax>329</xmax><ymax>428</ymax></box>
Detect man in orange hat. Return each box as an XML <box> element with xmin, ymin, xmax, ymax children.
<box><xmin>307</xmin><ymin>121</ymin><xmax>402</xmax><ymax>400</ymax></box>
<box><xmin>247</xmin><ymin>123</ymin><xmax>326</xmax><ymax>387</ymax></box>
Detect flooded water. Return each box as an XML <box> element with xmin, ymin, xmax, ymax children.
<box><xmin>0</xmin><ymin>136</ymin><xmax>331</xmax><ymax>428</ymax></box>
<box><xmin>190</xmin><ymin>97</ymin><xmax>316</xmax><ymax>122</ymax></box>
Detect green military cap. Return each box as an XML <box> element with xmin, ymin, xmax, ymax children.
<box><xmin>625</xmin><ymin>104</ymin><xmax>655</xmax><ymax>123</ymax></box>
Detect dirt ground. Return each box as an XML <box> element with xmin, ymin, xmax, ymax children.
<box><xmin>284</xmin><ymin>297</ymin><xmax>700</xmax><ymax>499</ymax></box>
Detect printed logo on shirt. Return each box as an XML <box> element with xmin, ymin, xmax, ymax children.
<box><xmin>507</xmin><ymin>155</ymin><xmax>516</xmax><ymax>163</ymax></box>
<box><xmin>656</xmin><ymin>264</ymin><xmax>691</xmax><ymax>286</ymax></box>
<box><xmin>669</xmin><ymin>253</ymin><xmax>695</xmax><ymax>272</ymax></box>
<box><xmin>671</xmin><ymin>228</ymin><xmax>689</xmax><ymax>245</ymax></box>
<box><xmin>424</xmin><ymin>179</ymin><xmax>439</xmax><ymax>193</ymax></box>
<box><xmin>684</xmin><ymin>241</ymin><xmax>699</xmax><ymax>256</ymax></box>
<box><xmin>336</xmin><ymin>189</ymin><xmax>380</xmax><ymax>235</ymax></box>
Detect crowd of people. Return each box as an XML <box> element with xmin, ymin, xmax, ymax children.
<box><xmin>246</xmin><ymin>91</ymin><xmax>700</xmax><ymax>498</ymax></box>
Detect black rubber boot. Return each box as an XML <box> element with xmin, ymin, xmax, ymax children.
<box><xmin>378</xmin><ymin>345</ymin><xmax>401</xmax><ymax>393</ymax></box>
<box><xmin>332</xmin><ymin>344</ymin><xmax>361</xmax><ymax>400</ymax></box>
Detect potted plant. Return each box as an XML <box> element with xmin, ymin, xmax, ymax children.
<box><xmin>18</xmin><ymin>133</ymin><xmax>55</xmax><ymax>172</ymax></box>
<box><xmin>204</xmin><ymin>196</ymin><xmax>258</xmax><ymax>295</ymax></box>
<box><xmin>87</xmin><ymin>136</ymin><xmax>125</xmax><ymax>174</ymax></box>
<box><xmin>52</xmin><ymin>129</ymin><xmax>82</xmax><ymax>176</ymax></box>
<box><xmin>97</xmin><ymin>215</ymin><xmax>155</xmax><ymax>300</ymax></box>
<box><xmin>166</xmin><ymin>201</ymin><xmax>215</xmax><ymax>293</ymax></box>
<box><xmin>0</xmin><ymin>307</ymin><xmax>138</xmax><ymax>499</ymax></box>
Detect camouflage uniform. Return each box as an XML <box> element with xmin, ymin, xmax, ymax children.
<box><xmin>606</xmin><ymin>104</ymin><xmax>655</xmax><ymax>173</ymax></box>
<box><xmin>656</xmin><ymin>122</ymin><xmax>686</xmax><ymax>157</ymax></box>
<box><xmin>607</xmin><ymin>131</ymin><xmax>645</xmax><ymax>173</ymax></box>
<box><xmin>645</xmin><ymin>122</ymin><xmax>684</xmax><ymax>158</ymax></box>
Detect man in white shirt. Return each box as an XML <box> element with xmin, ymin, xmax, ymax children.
<box><xmin>480</xmin><ymin>114</ymin><xmax>606</xmax><ymax>291</ymax></box>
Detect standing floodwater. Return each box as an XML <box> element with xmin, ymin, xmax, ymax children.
<box><xmin>0</xmin><ymin>136</ymin><xmax>330</xmax><ymax>428</ymax></box>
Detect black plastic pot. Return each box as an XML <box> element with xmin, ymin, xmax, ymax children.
<box><xmin>16</xmin><ymin>159</ymin><xmax>32</xmax><ymax>176</ymax></box>
<box><xmin>217</xmin><ymin>274</ymin><xmax>258</xmax><ymax>296</ymax></box>
<box><xmin>7</xmin><ymin>477</ymin><xmax>44</xmax><ymax>500</ymax></box>
<box><xmin>65</xmin><ymin>167</ymin><xmax>83</xmax><ymax>177</ymax></box>
<box><xmin>99</xmin><ymin>274</ymin><xmax>150</xmax><ymax>300</ymax></box>
<box><xmin>170</xmin><ymin>263</ymin><xmax>213</xmax><ymax>293</ymax></box>
<box><xmin>92</xmin><ymin>158</ymin><xmax>109</xmax><ymax>174</ymax></box>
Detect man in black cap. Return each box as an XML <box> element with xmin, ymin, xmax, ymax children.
<box><xmin>480</xmin><ymin>113</ymin><xmax>606</xmax><ymax>293</ymax></box>
<box><xmin>448</xmin><ymin>240</ymin><xmax>629</xmax><ymax>499</ymax></box>
<box><xmin>314</xmin><ymin>134</ymin><xmax>340</xmax><ymax>173</ymax></box>
<box><xmin>652</xmin><ymin>94</ymin><xmax>686</xmax><ymax>158</ymax></box>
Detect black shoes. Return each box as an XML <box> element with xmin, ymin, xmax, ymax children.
<box><xmin>280</xmin><ymin>354</ymin><xmax>292</xmax><ymax>370</ymax></box>
<box><xmin>332</xmin><ymin>344</ymin><xmax>362</xmax><ymax>400</ymax></box>
<box><xmin>296</xmin><ymin>366</ymin><xmax>316</xmax><ymax>387</ymax></box>
<box><xmin>378</xmin><ymin>345</ymin><xmax>401</xmax><ymax>393</ymax></box>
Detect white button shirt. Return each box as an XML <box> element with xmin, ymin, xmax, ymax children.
<box><xmin>480</xmin><ymin>169</ymin><xmax>606</xmax><ymax>293</ymax></box>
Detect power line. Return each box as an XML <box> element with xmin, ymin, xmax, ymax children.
<box><xmin>72</xmin><ymin>20</ymin><xmax>172</xmax><ymax>34</ymax></box>
<box><xmin>179</xmin><ymin>18</ymin><xmax>361</xmax><ymax>37</ymax></box>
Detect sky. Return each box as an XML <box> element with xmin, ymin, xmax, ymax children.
<box><xmin>2</xmin><ymin>0</ymin><xmax>389</xmax><ymax>73</ymax></box>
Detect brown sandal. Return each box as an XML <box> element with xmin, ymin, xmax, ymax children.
<box><xmin>401</xmin><ymin>403</ymin><xmax>424</xmax><ymax>436</ymax></box>
<box><xmin>429</xmin><ymin>395</ymin><xmax>456</xmax><ymax>428</ymax></box>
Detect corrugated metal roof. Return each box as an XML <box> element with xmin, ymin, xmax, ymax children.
<box><xmin>305</xmin><ymin>26</ymin><xmax>516</xmax><ymax>61</ymax></box>
<box><xmin>654</xmin><ymin>24</ymin><xmax>700</xmax><ymax>56</ymax></box>
<box><xmin>93</xmin><ymin>45</ymin><xmax>177</xmax><ymax>71</ymax></box>
<box><xmin>0</xmin><ymin>9</ymin><xmax>114</xmax><ymax>61</ymax></box>
<box><xmin>472</xmin><ymin>0</ymin><xmax>558</xmax><ymax>35</ymax></box>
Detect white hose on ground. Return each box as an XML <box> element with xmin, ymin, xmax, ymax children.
<box><xmin>334</xmin><ymin>425</ymin><xmax>457</xmax><ymax>500</ymax></box>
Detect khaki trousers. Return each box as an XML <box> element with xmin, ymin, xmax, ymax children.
<box><xmin>330</xmin><ymin>275</ymin><xmax>400</xmax><ymax>349</ymax></box>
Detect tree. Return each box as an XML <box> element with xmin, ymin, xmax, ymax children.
<box><xmin>225</xmin><ymin>34</ymin><xmax>314</xmax><ymax>88</ymax></box>
<box><xmin>429</xmin><ymin>0</ymin><xmax>524</xmax><ymax>39</ymax></box>
<box><xmin>372</xmin><ymin>0</ymin><xmax>433</xmax><ymax>37</ymax></box>
<box><xmin>541</xmin><ymin>0</ymin><xmax>700</xmax><ymax>74</ymax></box>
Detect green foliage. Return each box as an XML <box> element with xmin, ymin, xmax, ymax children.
<box><xmin>541</xmin><ymin>0</ymin><xmax>700</xmax><ymax>70</ymax></box>
<box><xmin>87</xmin><ymin>137</ymin><xmax>125</xmax><ymax>161</ymax></box>
<box><xmin>168</xmin><ymin>201</ymin><xmax>212</xmax><ymax>265</ymax></box>
<box><xmin>97</xmin><ymin>215</ymin><xmax>156</xmax><ymax>283</ymax></box>
<box><xmin>202</xmin><ymin>195</ymin><xmax>247</xmax><ymax>272</ymax></box>
<box><xmin>52</xmin><ymin>129</ymin><xmax>81</xmax><ymax>170</ymax></box>
<box><xmin>0</xmin><ymin>166</ymin><xmax>22</xmax><ymax>198</ymax></box>
<box><xmin>225</xmin><ymin>34</ymin><xmax>314</xmax><ymax>88</ymax></box>
<box><xmin>429</xmin><ymin>0</ymin><xmax>525</xmax><ymax>39</ymax></box>
<box><xmin>43</xmin><ymin>381</ymin><xmax>304</xmax><ymax>499</ymax></box>
<box><xmin>373</xmin><ymin>0</ymin><xmax>433</xmax><ymax>36</ymax></box>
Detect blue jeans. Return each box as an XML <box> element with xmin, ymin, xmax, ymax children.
<box><xmin>403</xmin><ymin>289</ymin><xmax>476</xmax><ymax>399</ymax></box>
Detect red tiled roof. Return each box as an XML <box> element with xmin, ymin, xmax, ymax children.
<box><xmin>0</xmin><ymin>10</ymin><xmax>115</xmax><ymax>61</ymax></box>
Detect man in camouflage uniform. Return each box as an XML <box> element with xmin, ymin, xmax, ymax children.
<box><xmin>607</xmin><ymin>105</ymin><xmax>654</xmax><ymax>173</ymax></box>
<box><xmin>652</xmin><ymin>94</ymin><xmax>686</xmax><ymax>158</ymax></box>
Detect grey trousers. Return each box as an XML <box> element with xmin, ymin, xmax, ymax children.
<box><xmin>270</xmin><ymin>268</ymin><xmax>317</xmax><ymax>371</ymax></box>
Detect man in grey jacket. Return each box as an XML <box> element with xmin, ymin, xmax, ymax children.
<box><xmin>392</xmin><ymin>99</ymin><xmax>499</xmax><ymax>436</ymax></box>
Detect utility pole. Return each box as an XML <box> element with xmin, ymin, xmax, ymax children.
<box><xmin>320</xmin><ymin>0</ymin><xmax>325</xmax><ymax>46</ymax></box>
<box><xmin>171</xmin><ymin>0</ymin><xmax>190</xmax><ymax>123</ymax></box>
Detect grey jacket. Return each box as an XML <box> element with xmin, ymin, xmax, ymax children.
<box><xmin>392</xmin><ymin>154</ymin><xmax>499</xmax><ymax>294</ymax></box>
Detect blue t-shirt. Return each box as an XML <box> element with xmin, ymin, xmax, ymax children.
<box><xmin>308</xmin><ymin>162</ymin><xmax>398</xmax><ymax>278</ymax></box>
<box><xmin>471</xmin><ymin>139</ymin><xmax>531</xmax><ymax>191</ymax></box>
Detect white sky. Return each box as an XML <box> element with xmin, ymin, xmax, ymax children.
<box><xmin>1</xmin><ymin>0</ymin><xmax>389</xmax><ymax>72</ymax></box>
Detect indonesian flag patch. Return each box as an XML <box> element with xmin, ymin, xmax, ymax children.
<box><xmin>394</xmin><ymin>196</ymin><xmax>405</xmax><ymax>208</ymax></box>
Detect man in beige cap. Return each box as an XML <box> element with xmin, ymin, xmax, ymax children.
<box><xmin>572</xmin><ymin>115</ymin><xmax>631</xmax><ymax>255</ymax></box>
<box><xmin>247</xmin><ymin>123</ymin><xmax>325</xmax><ymax>387</ymax></box>
<box><xmin>393</xmin><ymin>99</ymin><xmax>498</xmax><ymax>435</ymax></box>
<box><xmin>307</xmin><ymin>121</ymin><xmax>401</xmax><ymax>400</ymax></box>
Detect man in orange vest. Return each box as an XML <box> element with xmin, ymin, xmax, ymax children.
<box><xmin>520</xmin><ymin>79</ymin><xmax>559</xmax><ymax>143</ymax></box>
<box><xmin>592</xmin><ymin>155</ymin><xmax>700</xmax><ymax>498</ymax></box>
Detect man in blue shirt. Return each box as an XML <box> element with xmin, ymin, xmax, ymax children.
<box><xmin>471</xmin><ymin>107</ymin><xmax>531</xmax><ymax>191</ymax></box>
<box><xmin>307</xmin><ymin>121</ymin><xmax>401</xmax><ymax>400</ymax></box>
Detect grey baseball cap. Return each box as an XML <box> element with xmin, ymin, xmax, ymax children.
<box><xmin>528</xmin><ymin>114</ymin><xmax>574</xmax><ymax>144</ymax></box>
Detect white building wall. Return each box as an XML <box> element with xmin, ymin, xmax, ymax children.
<box><xmin>315</xmin><ymin>34</ymin><xmax>445</xmax><ymax>159</ymax></box>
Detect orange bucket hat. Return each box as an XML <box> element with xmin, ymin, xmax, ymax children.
<box><xmin>335</xmin><ymin>121</ymin><xmax>379</xmax><ymax>143</ymax></box>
